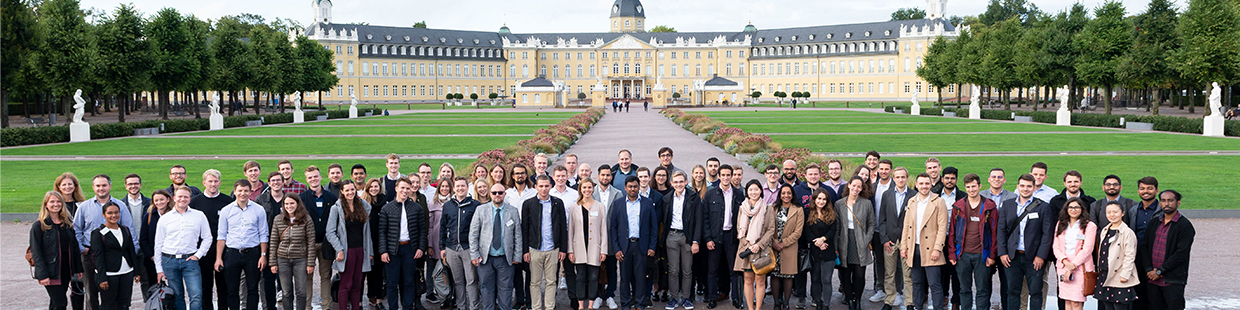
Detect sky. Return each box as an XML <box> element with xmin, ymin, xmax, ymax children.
<box><xmin>77</xmin><ymin>0</ymin><xmax>1182</xmax><ymax>33</ymax></box>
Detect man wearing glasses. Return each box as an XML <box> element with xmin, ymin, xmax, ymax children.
<box><xmin>471</xmin><ymin>185</ymin><xmax>523</xmax><ymax>310</ymax></box>
<box><xmin>1089</xmin><ymin>175</ymin><xmax>1137</xmax><ymax>225</ymax></box>
<box><xmin>657</xmin><ymin>147</ymin><xmax>685</xmax><ymax>176</ymax></box>
<box><xmin>165</xmin><ymin>165</ymin><xmax>202</xmax><ymax>197</ymax></box>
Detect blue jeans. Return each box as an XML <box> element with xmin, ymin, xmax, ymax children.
<box><xmin>1006</xmin><ymin>253</ymin><xmax>1045</xmax><ymax>310</ymax></box>
<box><xmin>162</xmin><ymin>256</ymin><xmax>203</xmax><ymax>310</ymax></box>
<box><xmin>955</xmin><ymin>252</ymin><xmax>992</xmax><ymax>310</ymax></box>
<box><xmin>386</xmin><ymin>244</ymin><xmax>420</xmax><ymax>310</ymax></box>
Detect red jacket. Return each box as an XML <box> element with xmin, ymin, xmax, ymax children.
<box><xmin>947</xmin><ymin>197</ymin><xmax>999</xmax><ymax>261</ymax></box>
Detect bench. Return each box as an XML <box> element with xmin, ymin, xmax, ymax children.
<box><xmin>132</xmin><ymin>127</ymin><xmax>159</xmax><ymax>136</ymax></box>
<box><xmin>1126</xmin><ymin>121</ymin><xmax>1154</xmax><ymax>130</ymax></box>
<box><xmin>173</xmin><ymin>111</ymin><xmax>187</xmax><ymax>116</ymax></box>
<box><xmin>244</xmin><ymin>120</ymin><xmax>262</xmax><ymax>127</ymax></box>
<box><xmin>26</xmin><ymin>117</ymin><xmax>47</xmax><ymax>127</ymax></box>
<box><xmin>364</xmin><ymin>111</ymin><xmax>374</xmax><ymax>117</ymax></box>
<box><xmin>316</xmin><ymin>115</ymin><xmax>328</xmax><ymax>121</ymax></box>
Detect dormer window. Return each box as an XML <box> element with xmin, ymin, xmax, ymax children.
<box><xmin>489</xmin><ymin>39</ymin><xmax>496</xmax><ymax>44</ymax></box>
<box><xmin>827</xmin><ymin>33</ymin><xmax>833</xmax><ymax>39</ymax></box>
<box><xmin>473</xmin><ymin>39</ymin><xmax>480</xmax><ymax>44</ymax></box>
<box><xmin>439</xmin><ymin>37</ymin><xmax>446</xmax><ymax>43</ymax></box>
<box><xmin>884</xmin><ymin>30</ymin><xmax>892</xmax><ymax>36</ymax></box>
<box><xmin>809</xmin><ymin>34</ymin><xmax>815</xmax><ymax>40</ymax></box>
<box><xmin>366</xmin><ymin>34</ymin><xmax>372</xmax><ymax>40</ymax></box>
<box><xmin>384</xmin><ymin>35</ymin><xmax>391</xmax><ymax>41</ymax></box>
<box><xmin>865</xmin><ymin>31</ymin><xmax>871</xmax><ymax>37</ymax></box>
<box><xmin>421</xmin><ymin>36</ymin><xmax>428</xmax><ymax>42</ymax></box>
<box><xmin>758</xmin><ymin>37</ymin><xmax>764</xmax><ymax>43</ymax></box>
<box><xmin>845</xmin><ymin>32</ymin><xmax>852</xmax><ymax>38</ymax></box>
<box><xmin>791</xmin><ymin>35</ymin><xmax>797</xmax><ymax>41</ymax></box>
<box><xmin>403</xmin><ymin>36</ymin><xmax>410</xmax><ymax>41</ymax></box>
<box><xmin>774</xmin><ymin>36</ymin><xmax>781</xmax><ymax>42</ymax></box>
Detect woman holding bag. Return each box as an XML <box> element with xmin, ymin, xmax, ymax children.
<box><xmin>325</xmin><ymin>180</ymin><xmax>374</xmax><ymax>310</ymax></box>
<box><xmin>1052</xmin><ymin>197</ymin><xmax>1096</xmax><ymax>310</ymax></box>
<box><xmin>734</xmin><ymin>180</ymin><xmax>775</xmax><ymax>310</ymax></box>
<box><xmin>1094</xmin><ymin>202</ymin><xmax>1139</xmax><ymax>310</ymax></box>
<box><xmin>271</xmin><ymin>195</ymin><xmax>317</xmax><ymax>310</ymax></box>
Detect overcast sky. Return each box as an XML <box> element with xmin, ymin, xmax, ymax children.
<box><xmin>78</xmin><ymin>0</ymin><xmax>1180</xmax><ymax>33</ymax></box>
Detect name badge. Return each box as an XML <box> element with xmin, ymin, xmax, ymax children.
<box><xmin>589</xmin><ymin>211</ymin><xmax>599</xmax><ymax>217</ymax></box>
<box><xmin>1108</xmin><ymin>236</ymin><xmax>1117</xmax><ymax>244</ymax></box>
<box><xmin>970</xmin><ymin>216</ymin><xmax>980</xmax><ymax>222</ymax></box>
<box><xmin>1028</xmin><ymin>213</ymin><xmax>1039</xmax><ymax>219</ymax></box>
<box><xmin>1077</xmin><ymin>235</ymin><xmax>1087</xmax><ymax>240</ymax></box>
<box><xmin>316</xmin><ymin>202</ymin><xmax>323</xmax><ymax>208</ymax></box>
<box><xmin>506</xmin><ymin>220</ymin><xmax>514</xmax><ymax>227</ymax></box>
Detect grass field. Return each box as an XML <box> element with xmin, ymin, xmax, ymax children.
<box><xmin>384</xmin><ymin>112</ymin><xmax>579</xmax><ymax>119</ymax></box>
<box><xmin>320</xmin><ymin>103</ymin><xmax>516</xmax><ymax>110</ymax></box>
<box><xmin>173</xmin><ymin>125</ymin><xmax>544</xmax><ymax>136</ymax></box>
<box><xmin>771</xmin><ymin>133</ymin><xmax>1240</xmax><ymax>152</ymax></box>
<box><xmin>712</xmin><ymin>116</ymin><xmax>989</xmax><ymax>124</ymax></box>
<box><xmin>733</xmin><ymin>122</ymin><xmax>1117</xmax><ymax>133</ymax></box>
<box><xmin>2</xmin><ymin>136</ymin><xmax>521</xmax><ymax>156</ymax></box>
<box><xmin>831</xmin><ymin>155</ymin><xmax>1236</xmax><ymax>209</ymax></box>
<box><xmin>0</xmin><ymin>158</ymin><xmax>475</xmax><ymax>213</ymax></box>
<box><xmin>287</xmin><ymin>118</ymin><xmax>563</xmax><ymax>126</ymax></box>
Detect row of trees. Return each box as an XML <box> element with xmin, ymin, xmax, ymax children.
<box><xmin>916</xmin><ymin>0</ymin><xmax>1239</xmax><ymax>115</ymax></box>
<box><xmin>0</xmin><ymin>0</ymin><xmax>339</xmax><ymax>128</ymax></box>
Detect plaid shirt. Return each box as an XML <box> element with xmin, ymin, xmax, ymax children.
<box><xmin>1149</xmin><ymin>212</ymin><xmax>1181</xmax><ymax>287</ymax></box>
<box><xmin>284</xmin><ymin>180</ymin><xmax>309</xmax><ymax>196</ymax></box>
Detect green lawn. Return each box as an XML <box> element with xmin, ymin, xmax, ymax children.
<box><xmin>715</xmin><ymin>116</ymin><xmax>990</xmax><ymax>124</ymax></box>
<box><xmin>386</xmin><ymin>112</ymin><xmax>578</xmax><ymax>119</ymax></box>
<box><xmin>173</xmin><ymin>125</ymin><xmax>544</xmax><ymax>136</ymax></box>
<box><xmin>287</xmin><ymin>118</ymin><xmax>561</xmax><ymax>125</ymax></box>
<box><xmin>831</xmin><ymin>155</ymin><xmax>1236</xmax><ymax>209</ymax></box>
<box><xmin>0</xmin><ymin>158</ymin><xmax>476</xmax><ymax>213</ymax></box>
<box><xmin>3</xmin><ymin>136</ymin><xmax>520</xmax><ymax>156</ymax></box>
<box><xmin>771</xmin><ymin>133</ymin><xmax>1240</xmax><ymax>153</ymax></box>
<box><xmin>743</xmin><ymin>102</ymin><xmax>900</xmax><ymax>108</ymax></box>
<box><xmin>321</xmin><ymin>103</ymin><xmax>516</xmax><ymax>110</ymax></box>
<box><xmin>701</xmin><ymin>110</ymin><xmax>886</xmax><ymax>117</ymax></box>
<box><xmin>734</xmin><ymin>122</ymin><xmax>1118</xmax><ymax>133</ymax></box>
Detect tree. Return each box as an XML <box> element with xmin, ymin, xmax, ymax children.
<box><xmin>891</xmin><ymin>7</ymin><xmax>926</xmax><ymax>21</ymax></box>
<box><xmin>1043</xmin><ymin>4</ymin><xmax>1090</xmax><ymax>108</ymax></box>
<box><xmin>183</xmin><ymin>15</ymin><xmax>213</xmax><ymax>119</ymax></box>
<box><xmin>981</xmin><ymin>18</ymin><xmax>1024</xmax><ymax>109</ymax></box>
<box><xmin>1118</xmin><ymin>0</ymin><xmax>1178</xmax><ymax>115</ymax></box>
<box><xmin>978</xmin><ymin>0</ymin><xmax>1039</xmax><ymax>26</ymax></box>
<box><xmin>271</xmin><ymin>30</ymin><xmax>299</xmax><ymax>112</ymax></box>
<box><xmin>147</xmin><ymin>8</ymin><xmax>190</xmax><ymax>119</ymax></box>
<box><xmin>918</xmin><ymin>36</ymin><xmax>955</xmax><ymax>106</ymax></box>
<box><xmin>96</xmin><ymin>3</ymin><xmax>149</xmax><ymax>123</ymax></box>
<box><xmin>1171</xmin><ymin>0</ymin><xmax>1240</xmax><ymax>114</ymax></box>
<box><xmin>294</xmin><ymin>35</ymin><xmax>338</xmax><ymax>110</ymax></box>
<box><xmin>649</xmin><ymin>25</ymin><xmax>676</xmax><ymax>32</ymax></box>
<box><xmin>413</xmin><ymin>21</ymin><xmax>426</xmax><ymax>28</ymax></box>
<box><xmin>37</xmin><ymin>0</ymin><xmax>93</xmax><ymax>121</ymax></box>
<box><xmin>1075</xmin><ymin>1</ymin><xmax>1131</xmax><ymax>114</ymax></box>
<box><xmin>248</xmin><ymin>25</ymin><xmax>282</xmax><ymax>113</ymax></box>
<box><xmin>210</xmin><ymin>16</ymin><xmax>255</xmax><ymax>116</ymax></box>
<box><xmin>1014</xmin><ymin>13</ymin><xmax>1053</xmax><ymax>110</ymax></box>
<box><xmin>1</xmin><ymin>0</ymin><xmax>40</xmax><ymax>127</ymax></box>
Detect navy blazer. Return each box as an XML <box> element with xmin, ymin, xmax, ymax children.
<box><xmin>703</xmin><ymin>186</ymin><xmax>744</xmax><ymax>245</ymax></box>
<box><xmin>521</xmin><ymin>196</ymin><xmax>569</xmax><ymax>254</ymax></box>
<box><xmin>997</xmin><ymin>197</ymin><xmax>1055</xmax><ymax>261</ymax></box>
<box><xmin>608</xmin><ymin>196</ymin><xmax>658</xmax><ymax>254</ymax></box>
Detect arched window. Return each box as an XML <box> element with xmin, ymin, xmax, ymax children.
<box><xmin>613</xmin><ymin>63</ymin><xmax>619</xmax><ymax>75</ymax></box>
<box><xmin>553</xmin><ymin>65</ymin><xmax>559</xmax><ymax>78</ymax></box>
<box><xmin>540</xmin><ymin>65</ymin><xmax>547</xmax><ymax>76</ymax></box>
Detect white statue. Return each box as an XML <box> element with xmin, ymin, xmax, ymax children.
<box><xmin>72</xmin><ymin>89</ymin><xmax>86</xmax><ymax>124</ymax></box>
<box><xmin>210</xmin><ymin>91</ymin><xmax>221</xmax><ymax>116</ymax></box>
<box><xmin>969</xmin><ymin>85</ymin><xmax>981</xmax><ymax>107</ymax></box>
<box><xmin>910</xmin><ymin>90</ymin><xmax>921</xmax><ymax>115</ymax></box>
<box><xmin>1058</xmin><ymin>85</ymin><xmax>1071</xmax><ymax>112</ymax></box>
<box><xmin>1209</xmin><ymin>82</ymin><xmax>1223</xmax><ymax>117</ymax></box>
<box><xmin>292</xmin><ymin>91</ymin><xmax>303</xmax><ymax>112</ymax></box>
<box><xmin>910</xmin><ymin>90</ymin><xmax>920</xmax><ymax>106</ymax></box>
<box><xmin>350</xmin><ymin>93</ymin><xmax>358</xmax><ymax>109</ymax></box>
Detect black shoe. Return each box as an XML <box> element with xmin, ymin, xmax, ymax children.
<box><xmin>880</xmin><ymin>304</ymin><xmax>893</xmax><ymax>310</ymax></box>
<box><xmin>732</xmin><ymin>300</ymin><xmax>744</xmax><ymax>309</ymax></box>
<box><xmin>906</xmin><ymin>306</ymin><xmax>916</xmax><ymax>310</ymax></box>
<box><xmin>706</xmin><ymin>301</ymin><xmax>717</xmax><ymax>309</ymax></box>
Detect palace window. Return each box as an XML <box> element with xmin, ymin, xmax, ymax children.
<box><xmin>904</xmin><ymin>82</ymin><xmax>911</xmax><ymax>93</ymax></box>
<box><xmin>540</xmin><ymin>65</ymin><xmax>547</xmax><ymax>76</ymax></box>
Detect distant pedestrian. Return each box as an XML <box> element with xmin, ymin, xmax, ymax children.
<box><xmin>625</xmin><ymin>100</ymin><xmax>630</xmax><ymax>112</ymax></box>
<box><xmin>643</xmin><ymin>101</ymin><xmax>649</xmax><ymax>112</ymax></box>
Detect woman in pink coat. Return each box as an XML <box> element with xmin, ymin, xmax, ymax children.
<box><xmin>1052</xmin><ymin>197</ymin><xmax>1096</xmax><ymax>309</ymax></box>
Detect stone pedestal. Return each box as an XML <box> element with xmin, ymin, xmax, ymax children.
<box><xmin>1056</xmin><ymin>109</ymin><xmax>1071</xmax><ymax>126</ymax></box>
<box><xmin>209</xmin><ymin>114</ymin><xmax>224</xmax><ymax>130</ymax></box>
<box><xmin>969</xmin><ymin>104</ymin><xmax>981</xmax><ymax>119</ymax></box>
<box><xmin>1204</xmin><ymin>115</ymin><xmax>1225</xmax><ymax>137</ymax></box>
<box><xmin>911</xmin><ymin>103</ymin><xmax>921</xmax><ymax>115</ymax></box>
<box><xmin>349</xmin><ymin>106</ymin><xmax>358</xmax><ymax>118</ymax></box>
<box><xmin>69</xmin><ymin>122</ymin><xmax>90</xmax><ymax>142</ymax></box>
<box><xmin>293</xmin><ymin>110</ymin><xmax>305</xmax><ymax>123</ymax></box>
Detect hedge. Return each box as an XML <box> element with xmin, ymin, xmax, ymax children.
<box><xmin>883</xmin><ymin>106</ymin><xmax>1239</xmax><ymax>137</ymax></box>
<box><xmin>2</xmin><ymin>109</ymin><xmax>379</xmax><ymax>147</ymax></box>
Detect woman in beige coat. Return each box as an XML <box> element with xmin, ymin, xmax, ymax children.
<box><xmin>901</xmin><ymin>173</ymin><xmax>949</xmax><ymax>310</ymax></box>
<box><xmin>770</xmin><ymin>185</ymin><xmax>804</xmax><ymax>310</ymax></box>
<box><xmin>734</xmin><ymin>180</ymin><xmax>775</xmax><ymax>310</ymax></box>
<box><xmin>1095</xmin><ymin>202</ymin><xmax>1139</xmax><ymax>310</ymax></box>
<box><xmin>566</xmin><ymin>179</ymin><xmax>607</xmax><ymax>310</ymax></box>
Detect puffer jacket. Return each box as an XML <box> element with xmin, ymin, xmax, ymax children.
<box><xmin>269</xmin><ymin>214</ymin><xmax>317</xmax><ymax>266</ymax></box>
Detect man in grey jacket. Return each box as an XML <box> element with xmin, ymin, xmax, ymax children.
<box><xmin>471</xmin><ymin>184</ymin><xmax>524</xmax><ymax>310</ymax></box>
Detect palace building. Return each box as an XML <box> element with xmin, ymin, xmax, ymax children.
<box><xmin>303</xmin><ymin>0</ymin><xmax>962</xmax><ymax>107</ymax></box>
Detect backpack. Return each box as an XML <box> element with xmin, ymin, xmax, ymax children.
<box><xmin>144</xmin><ymin>281</ymin><xmax>176</xmax><ymax>310</ymax></box>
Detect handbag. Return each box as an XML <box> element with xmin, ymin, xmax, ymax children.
<box><xmin>1082</xmin><ymin>271</ymin><xmax>1099</xmax><ymax>296</ymax></box>
<box><xmin>797</xmin><ymin>248</ymin><xmax>812</xmax><ymax>273</ymax></box>
<box><xmin>750</xmin><ymin>247</ymin><xmax>776</xmax><ymax>275</ymax></box>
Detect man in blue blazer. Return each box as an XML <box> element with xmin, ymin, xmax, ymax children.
<box><xmin>997</xmin><ymin>174</ymin><xmax>1055</xmax><ymax>310</ymax></box>
<box><xmin>608</xmin><ymin>176</ymin><xmax>657</xmax><ymax>310</ymax></box>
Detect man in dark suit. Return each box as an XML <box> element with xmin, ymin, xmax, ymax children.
<box><xmin>701</xmin><ymin>165</ymin><xmax>743</xmax><ymax>309</ymax></box>
<box><xmin>997</xmin><ymin>174</ymin><xmax>1055</xmax><ymax>310</ymax></box>
<box><xmin>520</xmin><ymin>176</ymin><xmax>568</xmax><ymax>310</ymax></box>
<box><xmin>660</xmin><ymin>171</ymin><xmax>703</xmax><ymax>308</ymax></box>
<box><xmin>1090</xmin><ymin>175</ymin><xmax>1138</xmax><ymax>226</ymax></box>
<box><xmin>877</xmin><ymin>167</ymin><xmax>915</xmax><ymax>310</ymax></box>
<box><xmin>609</xmin><ymin>176</ymin><xmax>657</xmax><ymax>310</ymax></box>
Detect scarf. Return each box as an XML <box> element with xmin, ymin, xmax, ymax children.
<box><xmin>737</xmin><ymin>198</ymin><xmax>768</xmax><ymax>244</ymax></box>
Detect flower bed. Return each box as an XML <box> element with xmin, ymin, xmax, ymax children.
<box><xmin>661</xmin><ymin>108</ymin><xmax>780</xmax><ymax>155</ymax></box>
<box><xmin>471</xmin><ymin>107</ymin><xmax>605</xmax><ymax>171</ymax></box>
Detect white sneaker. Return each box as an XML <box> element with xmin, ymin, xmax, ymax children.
<box><xmin>593</xmin><ymin>297</ymin><xmax>604</xmax><ymax>309</ymax></box>
<box><xmin>607</xmin><ymin>297</ymin><xmax>619</xmax><ymax>309</ymax></box>
<box><xmin>869</xmin><ymin>291</ymin><xmax>887</xmax><ymax>302</ymax></box>
<box><xmin>926</xmin><ymin>301</ymin><xmax>934</xmax><ymax>310</ymax></box>
<box><xmin>560</xmin><ymin>277</ymin><xmax>568</xmax><ymax>290</ymax></box>
<box><xmin>893</xmin><ymin>294</ymin><xmax>905</xmax><ymax>307</ymax></box>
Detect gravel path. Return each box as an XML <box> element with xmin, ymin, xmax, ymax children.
<box><xmin>554</xmin><ymin>109</ymin><xmax>750</xmax><ymax>178</ymax></box>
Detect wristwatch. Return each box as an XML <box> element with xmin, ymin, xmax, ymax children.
<box><xmin>1154</xmin><ymin>269</ymin><xmax>1162</xmax><ymax>276</ymax></box>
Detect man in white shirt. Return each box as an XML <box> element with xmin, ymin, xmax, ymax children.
<box><xmin>592</xmin><ymin>164</ymin><xmax>623</xmax><ymax>308</ymax></box>
<box><xmin>563</xmin><ymin>154</ymin><xmax>581</xmax><ymax>189</ymax></box>
<box><xmin>418</xmin><ymin>163</ymin><xmax>437</xmax><ymax>199</ymax></box>
<box><xmin>550</xmin><ymin>166</ymin><xmax>579</xmax><ymax>206</ymax></box>
<box><xmin>123</xmin><ymin>174</ymin><xmax>149</xmax><ymax>237</ymax></box>
<box><xmin>155</xmin><ymin>186</ymin><xmax>214</xmax><ymax>310</ymax></box>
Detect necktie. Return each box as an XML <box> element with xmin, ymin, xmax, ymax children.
<box><xmin>491</xmin><ymin>208</ymin><xmax>503</xmax><ymax>252</ymax></box>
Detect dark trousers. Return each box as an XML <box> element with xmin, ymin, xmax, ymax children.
<box><xmin>222</xmin><ymin>247</ymin><xmax>261</xmax><ymax>310</ymax></box>
<box><xmin>386</xmin><ymin>243</ymin><xmax>421</xmax><ymax>310</ymax></box>
<box><xmin>140</xmin><ymin>257</ymin><xmax>157</xmax><ymax>299</ymax></box>
<box><xmin>571</xmin><ymin>264</ymin><xmax>600</xmax><ymax>301</ymax></box>
<box><xmin>810</xmin><ymin>260</ymin><xmax>835</xmax><ymax>305</ymax></box>
<box><xmin>955</xmin><ymin>252</ymin><xmax>992</xmax><ymax>310</ymax></box>
<box><xmin>942</xmin><ymin>256</ymin><xmax>961</xmax><ymax>306</ymax></box>
<box><xmin>478</xmin><ymin>257</ymin><xmax>514</xmax><ymax>310</ymax></box>
<box><xmin>1142</xmin><ymin>283</ymin><xmax>1186</xmax><ymax>310</ymax></box>
<box><xmin>618</xmin><ymin>240</ymin><xmax>648</xmax><ymax>308</ymax></box>
<box><xmin>514</xmin><ymin>262</ymin><xmax>531</xmax><ymax>306</ymax></box>
<box><xmin>47</xmin><ymin>282</ymin><xmax>70</xmax><ymax>310</ymax></box>
<box><xmin>706</xmin><ymin>231</ymin><xmax>737</xmax><ymax>300</ymax></box>
<box><xmin>1101</xmin><ymin>301</ymin><xmax>1133</xmax><ymax>310</ymax></box>
<box><xmin>693</xmin><ymin>250</ymin><xmax>708</xmax><ymax>295</ymax></box>
<box><xmin>840</xmin><ymin>264</ymin><xmax>867</xmax><ymax>301</ymax></box>
<box><xmin>1005</xmin><ymin>253</ymin><xmax>1046</xmax><ymax>310</ymax></box>
<box><xmin>600</xmin><ymin>257</ymin><xmax>618</xmax><ymax>299</ymax></box>
<box><xmin>872</xmin><ymin>232</ymin><xmax>886</xmax><ymax>291</ymax></box>
<box><xmin>995</xmin><ymin>263</ymin><xmax>1010</xmax><ymax>310</ymax></box>
<box><xmin>365</xmin><ymin>259</ymin><xmax>387</xmax><ymax>302</ymax></box>
<box><xmin>910</xmin><ymin>248</ymin><xmax>944</xmax><ymax>310</ymax></box>
<box><xmin>262</xmin><ymin>260</ymin><xmax>278</xmax><ymax>310</ymax></box>
<box><xmin>80</xmin><ymin>252</ymin><xmax>100</xmax><ymax>310</ymax></box>
<box><xmin>564</xmin><ymin>257</ymin><xmax>578</xmax><ymax>307</ymax></box>
<box><xmin>98</xmin><ymin>272</ymin><xmax>135</xmax><ymax>310</ymax></box>
<box><xmin>339</xmin><ymin>248</ymin><xmax>366</xmax><ymax>310</ymax></box>
<box><xmin>199</xmin><ymin>248</ymin><xmax>228</xmax><ymax>310</ymax></box>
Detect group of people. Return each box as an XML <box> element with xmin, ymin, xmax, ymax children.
<box><xmin>30</xmin><ymin>148</ymin><xmax>1196</xmax><ymax>310</ymax></box>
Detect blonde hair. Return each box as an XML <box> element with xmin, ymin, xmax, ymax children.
<box><xmin>38</xmin><ymin>191</ymin><xmax>72</xmax><ymax>231</ymax></box>
<box><xmin>53</xmin><ymin>172</ymin><xmax>85</xmax><ymax>203</ymax></box>
<box><xmin>203</xmin><ymin>169</ymin><xmax>222</xmax><ymax>180</ymax></box>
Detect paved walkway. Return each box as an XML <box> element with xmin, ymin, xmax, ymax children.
<box><xmin>557</xmin><ymin>109</ymin><xmax>752</xmax><ymax>176</ymax></box>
